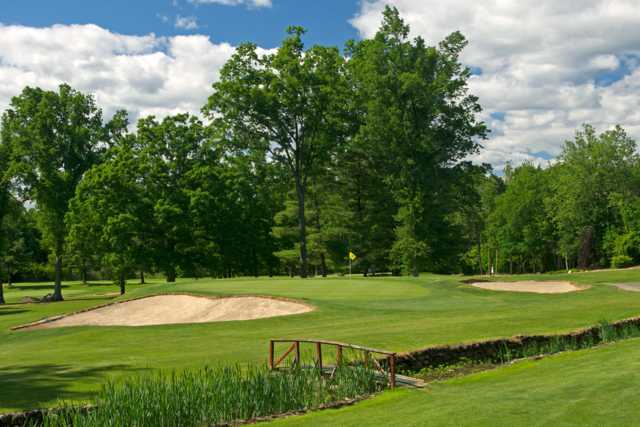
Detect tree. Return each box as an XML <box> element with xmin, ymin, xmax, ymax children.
<box><xmin>205</xmin><ymin>27</ymin><xmax>350</xmax><ymax>278</ymax></box>
<box><xmin>487</xmin><ymin>163</ymin><xmax>555</xmax><ymax>273</ymax></box>
<box><xmin>1</xmin><ymin>84</ymin><xmax>113</xmax><ymax>300</ymax></box>
<box><xmin>347</xmin><ymin>7</ymin><xmax>487</xmax><ymax>275</ymax></box>
<box><xmin>137</xmin><ymin>114</ymin><xmax>214</xmax><ymax>282</ymax></box>
<box><xmin>67</xmin><ymin>135</ymin><xmax>150</xmax><ymax>295</ymax></box>
<box><xmin>0</xmin><ymin>134</ymin><xmax>11</xmax><ymax>304</ymax></box>
<box><xmin>548</xmin><ymin>125</ymin><xmax>640</xmax><ymax>268</ymax></box>
<box><xmin>0</xmin><ymin>199</ymin><xmax>39</xmax><ymax>287</ymax></box>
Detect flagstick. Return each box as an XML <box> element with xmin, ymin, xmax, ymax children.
<box><xmin>349</xmin><ymin>257</ymin><xmax>352</xmax><ymax>279</ymax></box>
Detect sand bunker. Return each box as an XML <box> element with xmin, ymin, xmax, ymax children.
<box><xmin>470</xmin><ymin>281</ymin><xmax>582</xmax><ymax>294</ymax></box>
<box><xmin>26</xmin><ymin>295</ymin><xmax>313</xmax><ymax>329</ymax></box>
<box><xmin>615</xmin><ymin>283</ymin><xmax>640</xmax><ymax>292</ymax></box>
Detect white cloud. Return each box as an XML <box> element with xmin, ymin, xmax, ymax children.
<box><xmin>188</xmin><ymin>0</ymin><xmax>272</xmax><ymax>8</ymax></box>
<box><xmin>175</xmin><ymin>15</ymin><xmax>199</xmax><ymax>30</ymax></box>
<box><xmin>0</xmin><ymin>24</ymin><xmax>235</xmax><ymax>122</ymax></box>
<box><xmin>352</xmin><ymin>0</ymin><xmax>640</xmax><ymax>170</ymax></box>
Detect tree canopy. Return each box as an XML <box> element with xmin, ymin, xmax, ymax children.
<box><xmin>0</xmin><ymin>7</ymin><xmax>638</xmax><ymax>300</ymax></box>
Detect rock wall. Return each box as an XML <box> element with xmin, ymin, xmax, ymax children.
<box><xmin>395</xmin><ymin>316</ymin><xmax>640</xmax><ymax>371</ymax></box>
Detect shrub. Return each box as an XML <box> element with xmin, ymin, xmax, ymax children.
<box><xmin>611</xmin><ymin>255</ymin><xmax>634</xmax><ymax>268</ymax></box>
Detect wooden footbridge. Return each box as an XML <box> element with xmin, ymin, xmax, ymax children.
<box><xmin>268</xmin><ymin>338</ymin><xmax>424</xmax><ymax>388</ymax></box>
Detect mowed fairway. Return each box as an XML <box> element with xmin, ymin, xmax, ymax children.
<box><xmin>2</xmin><ymin>270</ymin><xmax>640</xmax><ymax>413</ymax></box>
<box><xmin>270</xmin><ymin>338</ymin><xmax>640</xmax><ymax>426</ymax></box>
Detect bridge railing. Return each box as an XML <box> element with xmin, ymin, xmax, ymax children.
<box><xmin>268</xmin><ymin>338</ymin><xmax>397</xmax><ymax>389</ymax></box>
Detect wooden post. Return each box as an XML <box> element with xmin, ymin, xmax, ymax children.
<box><xmin>389</xmin><ymin>355</ymin><xmax>396</xmax><ymax>389</ymax></box>
<box><xmin>364</xmin><ymin>350</ymin><xmax>370</xmax><ymax>368</ymax></box>
<box><xmin>316</xmin><ymin>342</ymin><xmax>323</xmax><ymax>372</ymax></box>
<box><xmin>269</xmin><ymin>340</ymin><xmax>274</xmax><ymax>370</ymax></box>
<box><xmin>336</xmin><ymin>345</ymin><xmax>343</xmax><ymax>366</ymax></box>
<box><xmin>295</xmin><ymin>341</ymin><xmax>300</xmax><ymax>367</ymax></box>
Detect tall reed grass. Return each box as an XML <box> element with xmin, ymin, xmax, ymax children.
<box><xmin>39</xmin><ymin>364</ymin><xmax>384</xmax><ymax>427</ymax></box>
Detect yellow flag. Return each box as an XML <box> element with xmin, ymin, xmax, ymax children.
<box><xmin>349</xmin><ymin>251</ymin><xmax>357</xmax><ymax>261</ymax></box>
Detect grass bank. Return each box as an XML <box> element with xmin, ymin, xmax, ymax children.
<box><xmin>269</xmin><ymin>337</ymin><xmax>640</xmax><ymax>426</ymax></box>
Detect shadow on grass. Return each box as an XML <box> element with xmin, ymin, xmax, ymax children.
<box><xmin>0</xmin><ymin>363</ymin><xmax>150</xmax><ymax>412</ymax></box>
<box><xmin>0</xmin><ymin>307</ymin><xmax>29</xmax><ymax>316</ymax></box>
<box><xmin>8</xmin><ymin>285</ymin><xmax>70</xmax><ymax>291</ymax></box>
<box><xmin>85</xmin><ymin>282</ymin><xmax>117</xmax><ymax>287</ymax></box>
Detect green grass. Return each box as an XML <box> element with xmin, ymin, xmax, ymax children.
<box><xmin>268</xmin><ymin>337</ymin><xmax>640</xmax><ymax>426</ymax></box>
<box><xmin>1</xmin><ymin>270</ymin><xmax>640</xmax><ymax>412</ymax></box>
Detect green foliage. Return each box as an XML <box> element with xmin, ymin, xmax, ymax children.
<box><xmin>346</xmin><ymin>6</ymin><xmax>487</xmax><ymax>275</ymax></box>
<box><xmin>1</xmin><ymin>84</ymin><xmax>116</xmax><ymax>299</ymax></box>
<box><xmin>41</xmin><ymin>365</ymin><xmax>382</xmax><ymax>427</ymax></box>
<box><xmin>67</xmin><ymin>135</ymin><xmax>150</xmax><ymax>292</ymax></box>
<box><xmin>611</xmin><ymin>255</ymin><xmax>634</xmax><ymax>269</ymax></box>
<box><xmin>3</xmin><ymin>8</ymin><xmax>640</xmax><ymax>284</ymax></box>
<box><xmin>206</xmin><ymin>26</ymin><xmax>350</xmax><ymax>278</ymax></box>
<box><xmin>548</xmin><ymin>125</ymin><xmax>640</xmax><ymax>269</ymax></box>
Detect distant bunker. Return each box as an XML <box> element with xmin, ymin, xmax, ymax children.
<box><xmin>469</xmin><ymin>281</ymin><xmax>584</xmax><ymax>294</ymax></box>
<box><xmin>615</xmin><ymin>283</ymin><xmax>640</xmax><ymax>292</ymax></box>
<box><xmin>23</xmin><ymin>295</ymin><xmax>314</xmax><ymax>329</ymax></box>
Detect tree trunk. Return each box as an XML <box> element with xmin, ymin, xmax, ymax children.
<box><xmin>320</xmin><ymin>253</ymin><xmax>327</xmax><ymax>277</ymax></box>
<box><xmin>411</xmin><ymin>263</ymin><xmax>419</xmax><ymax>277</ymax></box>
<box><xmin>252</xmin><ymin>247</ymin><xmax>259</xmax><ymax>277</ymax></box>
<box><xmin>0</xmin><ymin>277</ymin><xmax>4</xmax><ymax>305</ymax></box>
<box><xmin>294</xmin><ymin>176</ymin><xmax>308</xmax><ymax>278</ymax></box>
<box><xmin>7</xmin><ymin>267</ymin><xmax>12</xmax><ymax>287</ymax></box>
<box><xmin>477</xmin><ymin>232</ymin><xmax>483</xmax><ymax>275</ymax></box>
<box><xmin>81</xmin><ymin>266</ymin><xmax>87</xmax><ymax>285</ymax></box>
<box><xmin>140</xmin><ymin>271</ymin><xmax>145</xmax><ymax>284</ymax></box>
<box><xmin>53</xmin><ymin>248</ymin><xmax>64</xmax><ymax>301</ymax></box>
<box><xmin>119</xmin><ymin>272</ymin><xmax>126</xmax><ymax>295</ymax></box>
<box><xmin>166</xmin><ymin>267</ymin><xmax>177</xmax><ymax>283</ymax></box>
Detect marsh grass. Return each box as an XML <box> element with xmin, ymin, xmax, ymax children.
<box><xmin>38</xmin><ymin>364</ymin><xmax>384</xmax><ymax>427</ymax></box>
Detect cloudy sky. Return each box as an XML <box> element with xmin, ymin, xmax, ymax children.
<box><xmin>2</xmin><ymin>0</ymin><xmax>640</xmax><ymax>170</ymax></box>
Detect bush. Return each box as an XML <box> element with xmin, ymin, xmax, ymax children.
<box><xmin>611</xmin><ymin>255</ymin><xmax>634</xmax><ymax>269</ymax></box>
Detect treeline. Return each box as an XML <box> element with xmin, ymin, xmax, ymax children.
<box><xmin>0</xmin><ymin>7</ymin><xmax>637</xmax><ymax>302</ymax></box>
<box><xmin>474</xmin><ymin>124</ymin><xmax>640</xmax><ymax>275</ymax></box>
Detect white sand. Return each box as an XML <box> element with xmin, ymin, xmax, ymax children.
<box><xmin>470</xmin><ymin>281</ymin><xmax>582</xmax><ymax>294</ymax></box>
<box><xmin>30</xmin><ymin>295</ymin><xmax>313</xmax><ymax>329</ymax></box>
<box><xmin>615</xmin><ymin>283</ymin><xmax>640</xmax><ymax>292</ymax></box>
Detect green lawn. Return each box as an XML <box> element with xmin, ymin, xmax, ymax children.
<box><xmin>1</xmin><ymin>271</ymin><xmax>640</xmax><ymax>413</ymax></box>
<box><xmin>270</xmin><ymin>337</ymin><xmax>640</xmax><ymax>426</ymax></box>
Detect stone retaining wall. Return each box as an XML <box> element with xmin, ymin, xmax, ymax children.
<box><xmin>395</xmin><ymin>316</ymin><xmax>640</xmax><ymax>371</ymax></box>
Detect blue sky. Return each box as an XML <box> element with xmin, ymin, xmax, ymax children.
<box><xmin>0</xmin><ymin>0</ymin><xmax>360</xmax><ymax>48</ymax></box>
<box><xmin>1</xmin><ymin>0</ymin><xmax>639</xmax><ymax>170</ymax></box>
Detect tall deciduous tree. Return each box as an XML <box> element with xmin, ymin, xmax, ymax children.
<box><xmin>1</xmin><ymin>84</ymin><xmax>110</xmax><ymax>301</ymax></box>
<box><xmin>548</xmin><ymin>125</ymin><xmax>640</xmax><ymax>268</ymax></box>
<box><xmin>0</xmin><ymin>134</ymin><xmax>11</xmax><ymax>304</ymax></box>
<box><xmin>67</xmin><ymin>135</ymin><xmax>150</xmax><ymax>295</ymax></box>
<box><xmin>205</xmin><ymin>27</ymin><xmax>349</xmax><ymax>278</ymax></box>
<box><xmin>347</xmin><ymin>7</ymin><xmax>487</xmax><ymax>276</ymax></box>
<box><xmin>138</xmin><ymin>114</ymin><xmax>214</xmax><ymax>282</ymax></box>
